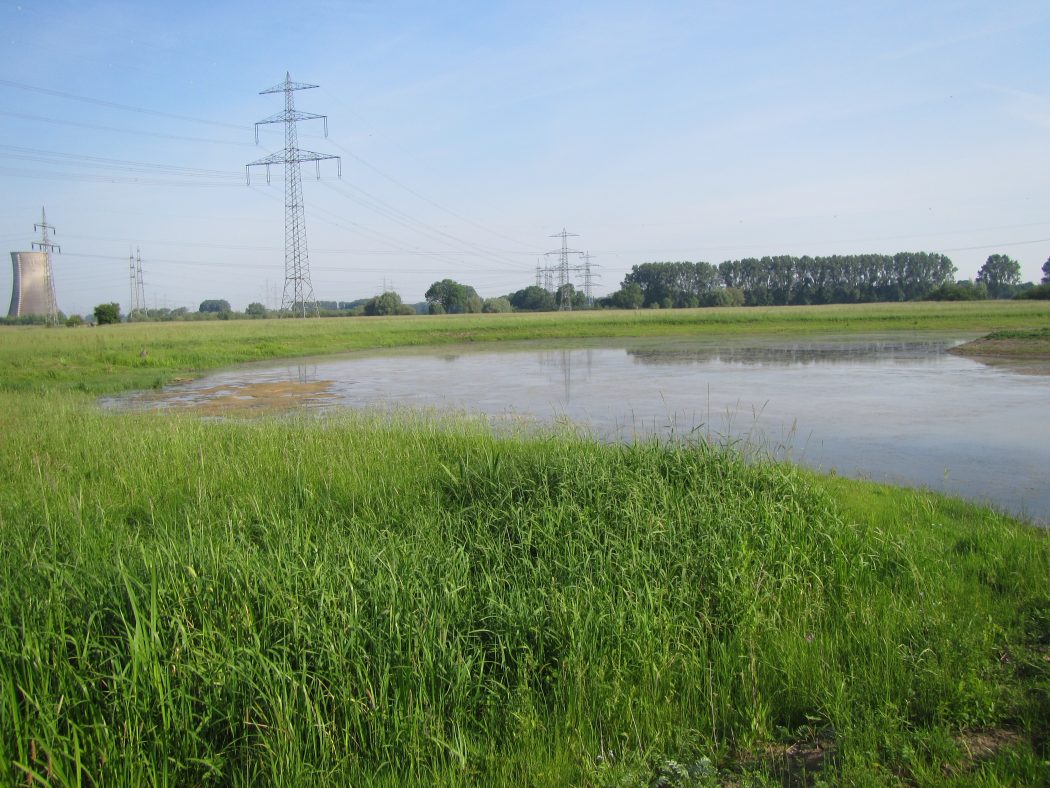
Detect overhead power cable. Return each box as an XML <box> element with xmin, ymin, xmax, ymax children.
<box><xmin>0</xmin><ymin>145</ymin><xmax>242</xmax><ymax>178</ymax></box>
<box><xmin>317</xmin><ymin>179</ymin><xmax>529</xmax><ymax>272</ymax></box>
<box><xmin>0</xmin><ymin>110</ymin><xmax>254</xmax><ymax>147</ymax></box>
<box><xmin>0</xmin><ymin>167</ymin><xmax>241</xmax><ymax>188</ymax></box>
<box><xmin>322</xmin><ymin>137</ymin><xmax>543</xmax><ymax>252</ymax></box>
<box><xmin>0</xmin><ymin>78</ymin><xmax>249</xmax><ymax>130</ymax></box>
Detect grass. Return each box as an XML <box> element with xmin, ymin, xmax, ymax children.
<box><xmin>950</xmin><ymin>326</ymin><xmax>1050</xmax><ymax>361</ymax></box>
<box><xmin>1</xmin><ymin>302</ymin><xmax>1049</xmax><ymax>784</ymax></box>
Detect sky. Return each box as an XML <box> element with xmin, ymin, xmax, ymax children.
<box><xmin>1</xmin><ymin>0</ymin><xmax>1048</xmax><ymax>316</ymax></box>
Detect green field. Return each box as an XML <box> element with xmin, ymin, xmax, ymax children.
<box><xmin>1</xmin><ymin>302</ymin><xmax>1049</xmax><ymax>785</ymax></box>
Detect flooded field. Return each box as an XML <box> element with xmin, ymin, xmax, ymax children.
<box><xmin>109</xmin><ymin>333</ymin><xmax>1050</xmax><ymax>524</ymax></box>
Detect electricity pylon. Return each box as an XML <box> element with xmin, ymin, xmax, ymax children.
<box><xmin>128</xmin><ymin>247</ymin><xmax>147</xmax><ymax>321</ymax></box>
<box><xmin>545</xmin><ymin>228</ymin><xmax>583</xmax><ymax>310</ymax></box>
<box><xmin>247</xmin><ymin>73</ymin><xmax>341</xmax><ymax>318</ymax></box>
<box><xmin>580</xmin><ymin>251</ymin><xmax>599</xmax><ymax>306</ymax></box>
<box><xmin>32</xmin><ymin>208</ymin><xmax>60</xmax><ymax>325</ymax></box>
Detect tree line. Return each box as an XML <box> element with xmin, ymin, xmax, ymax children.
<box><xmin>607</xmin><ymin>253</ymin><xmax>957</xmax><ymax>309</ymax></box>
<box><xmin>24</xmin><ymin>252</ymin><xmax>1046</xmax><ymax>328</ymax></box>
<box><xmin>602</xmin><ymin>252</ymin><xmax>1049</xmax><ymax>308</ymax></box>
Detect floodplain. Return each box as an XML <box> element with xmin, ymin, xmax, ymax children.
<box><xmin>1</xmin><ymin>301</ymin><xmax>1049</xmax><ymax>785</ymax></box>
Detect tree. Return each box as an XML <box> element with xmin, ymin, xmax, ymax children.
<box><xmin>246</xmin><ymin>302</ymin><xmax>267</xmax><ymax>318</ymax></box>
<box><xmin>425</xmin><ymin>279</ymin><xmax>482</xmax><ymax>314</ymax></box>
<box><xmin>507</xmin><ymin>285</ymin><xmax>555</xmax><ymax>311</ymax></box>
<box><xmin>556</xmin><ymin>283</ymin><xmax>585</xmax><ymax>310</ymax></box>
<box><xmin>705</xmin><ymin>287</ymin><xmax>745</xmax><ymax>307</ymax></box>
<box><xmin>93</xmin><ymin>303</ymin><xmax>120</xmax><ymax>325</ymax></box>
<box><xmin>65</xmin><ymin>314</ymin><xmax>84</xmax><ymax>327</ymax></box>
<box><xmin>363</xmin><ymin>291</ymin><xmax>405</xmax><ymax>316</ymax></box>
<box><xmin>1042</xmin><ymin>257</ymin><xmax>1049</xmax><ymax>285</ymax></box>
<box><xmin>609</xmin><ymin>282</ymin><xmax>644</xmax><ymax>309</ymax></box>
<box><xmin>926</xmin><ymin>281</ymin><xmax>988</xmax><ymax>301</ymax></box>
<box><xmin>199</xmin><ymin>299</ymin><xmax>232</xmax><ymax>314</ymax></box>
<box><xmin>482</xmin><ymin>296</ymin><xmax>513</xmax><ymax>313</ymax></box>
<box><xmin>976</xmin><ymin>254</ymin><xmax>1022</xmax><ymax>298</ymax></box>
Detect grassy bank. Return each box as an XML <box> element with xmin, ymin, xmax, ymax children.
<box><xmin>1</xmin><ymin>303</ymin><xmax>1048</xmax><ymax>784</ymax></box>
<box><xmin>950</xmin><ymin>326</ymin><xmax>1050</xmax><ymax>362</ymax></box>
<box><xmin>3</xmin><ymin>299</ymin><xmax>1049</xmax><ymax>395</ymax></box>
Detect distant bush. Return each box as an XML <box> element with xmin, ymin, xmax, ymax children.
<box><xmin>1015</xmin><ymin>283</ymin><xmax>1050</xmax><ymax>300</ymax></box>
<box><xmin>482</xmin><ymin>296</ymin><xmax>513</xmax><ymax>313</ymax></box>
<box><xmin>93</xmin><ymin>302</ymin><xmax>121</xmax><ymax>325</ymax></box>
<box><xmin>924</xmin><ymin>282</ymin><xmax>988</xmax><ymax>301</ymax></box>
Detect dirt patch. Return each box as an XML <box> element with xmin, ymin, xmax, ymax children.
<box><xmin>728</xmin><ymin>732</ymin><xmax>837</xmax><ymax>785</ymax></box>
<box><xmin>128</xmin><ymin>379</ymin><xmax>337</xmax><ymax>416</ymax></box>
<box><xmin>956</xmin><ymin>728</ymin><xmax>1023</xmax><ymax>761</ymax></box>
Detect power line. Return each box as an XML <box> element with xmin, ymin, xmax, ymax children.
<box><xmin>323</xmin><ymin>136</ymin><xmax>543</xmax><ymax>253</ymax></box>
<box><xmin>0</xmin><ymin>78</ymin><xmax>248</xmax><ymax>130</ymax></box>
<box><xmin>0</xmin><ymin>167</ymin><xmax>243</xmax><ymax>187</ymax></box>
<box><xmin>0</xmin><ymin>110</ymin><xmax>254</xmax><ymax>147</ymax></box>
<box><xmin>0</xmin><ymin>144</ymin><xmax>241</xmax><ymax>178</ymax></box>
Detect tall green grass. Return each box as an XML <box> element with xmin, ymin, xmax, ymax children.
<box><xmin>1</xmin><ymin>395</ymin><xmax>1047</xmax><ymax>784</ymax></box>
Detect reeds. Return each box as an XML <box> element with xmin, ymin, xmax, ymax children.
<box><xmin>1</xmin><ymin>398</ymin><xmax>1047</xmax><ymax>783</ymax></box>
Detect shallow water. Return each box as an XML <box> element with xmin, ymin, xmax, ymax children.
<box><xmin>110</xmin><ymin>333</ymin><xmax>1050</xmax><ymax>524</ymax></box>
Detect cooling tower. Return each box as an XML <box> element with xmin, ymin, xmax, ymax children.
<box><xmin>8</xmin><ymin>251</ymin><xmax>57</xmax><ymax>318</ymax></box>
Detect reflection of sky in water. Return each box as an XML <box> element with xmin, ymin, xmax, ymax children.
<box><xmin>114</xmin><ymin>334</ymin><xmax>1050</xmax><ymax>525</ymax></box>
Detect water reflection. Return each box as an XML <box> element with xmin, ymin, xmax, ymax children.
<box><xmin>538</xmin><ymin>349</ymin><xmax>594</xmax><ymax>405</ymax></box>
<box><xmin>626</xmin><ymin>340</ymin><xmax>952</xmax><ymax>367</ymax></box>
<box><xmin>108</xmin><ymin>334</ymin><xmax>1049</xmax><ymax>524</ymax></box>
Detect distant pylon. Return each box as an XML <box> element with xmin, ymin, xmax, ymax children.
<box><xmin>581</xmin><ymin>251</ymin><xmax>599</xmax><ymax>306</ymax></box>
<box><xmin>247</xmin><ymin>72</ymin><xmax>341</xmax><ymax>318</ymax></box>
<box><xmin>31</xmin><ymin>208</ymin><xmax>60</xmax><ymax>325</ymax></box>
<box><xmin>128</xmin><ymin>247</ymin><xmax>147</xmax><ymax>321</ymax></box>
<box><xmin>545</xmin><ymin>228</ymin><xmax>582</xmax><ymax>311</ymax></box>
<box><xmin>135</xmin><ymin>248</ymin><xmax>146</xmax><ymax>317</ymax></box>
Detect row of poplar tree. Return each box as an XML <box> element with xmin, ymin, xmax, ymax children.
<box><xmin>606</xmin><ymin>252</ymin><xmax>1006</xmax><ymax>308</ymax></box>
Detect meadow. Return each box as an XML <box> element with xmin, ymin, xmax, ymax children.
<box><xmin>1</xmin><ymin>301</ymin><xmax>1049</xmax><ymax>785</ymax></box>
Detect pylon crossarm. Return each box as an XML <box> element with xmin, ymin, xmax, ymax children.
<box><xmin>254</xmin><ymin>111</ymin><xmax>327</xmax><ymax>142</ymax></box>
<box><xmin>260</xmin><ymin>78</ymin><xmax>319</xmax><ymax>95</ymax></box>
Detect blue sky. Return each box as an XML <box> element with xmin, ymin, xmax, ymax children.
<box><xmin>2</xmin><ymin>0</ymin><xmax>1048</xmax><ymax>315</ymax></box>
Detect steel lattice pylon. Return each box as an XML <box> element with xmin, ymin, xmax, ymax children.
<box><xmin>247</xmin><ymin>73</ymin><xmax>341</xmax><ymax>318</ymax></box>
<box><xmin>545</xmin><ymin>228</ymin><xmax>582</xmax><ymax>311</ymax></box>
<box><xmin>31</xmin><ymin>208</ymin><xmax>61</xmax><ymax>325</ymax></box>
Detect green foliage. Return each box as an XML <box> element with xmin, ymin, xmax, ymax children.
<box><xmin>482</xmin><ymin>296</ymin><xmax>513</xmax><ymax>313</ymax></box>
<box><xmin>93</xmin><ymin>302</ymin><xmax>121</xmax><ymax>325</ymax></box>
<box><xmin>65</xmin><ymin>314</ymin><xmax>84</xmax><ymax>327</ymax></box>
<box><xmin>362</xmin><ymin>291</ymin><xmax>405</xmax><ymax>316</ymax></box>
<box><xmin>1041</xmin><ymin>257</ymin><xmax>1049</xmax><ymax>285</ymax></box>
<box><xmin>425</xmin><ymin>279</ymin><xmax>482</xmax><ymax>314</ymax></box>
<box><xmin>624</xmin><ymin>261</ymin><xmax>721</xmax><ymax>307</ymax></box>
<box><xmin>198</xmin><ymin>299</ymin><xmax>232</xmax><ymax>314</ymax></box>
<box><xmin>925</xmin><ymin>280</ymin><xmax>989</xmax><ymax>301</ymax></box>
<box><xmin>705</xmin><ymin>286</ymin><xmax>745</xmax><ymax>307</ymax></box>
<box><xmin>607</xmin><ymin>282</ymin><xmax>644</xmax><ymax>309</ymax></box>
<box><xmin>1</xmin><ymin>307</ymin><xmax>1050</xmax><ymax>781</ymax></box>
<box><xmin>507</xmin><ymin>285</ymin><xmax>556</xmax><ymax>311</ymax></box>
<box><xmin>555</xmin><ymin>283</ymin><xmax>585</xmax><ymax>309</ymax></box>
<box><xmin>1015</xmin><ymin>283</ymin><xmax>1050</xmax><ymax>300</ymax></box>
<box><xmin>977</xmin><ymin>254</ymin><xmax>1023</xmax><ymax>299</ymax></box>
<box><xmin>719</xmin><ymin>252</ymin><xmax>957</xmax><ymax>305</ymax></box>
<box><xmin>0</xmin><ymin>397</ymin><xmax>1046</xmax><ymax>783</ymax></box>
<box><xmin>0</xmin><ymin>313</ymin><xmax>51</xmax><ymax>326</ymax></box>
<box><xmin>245</xmin><ymin>302</ymin><xmax>267</xmax><ymax>318</ymax></box>
<box><xmin>617</xmin><ymin>254</ymin><xmax>957</xmax><ymax>309</ymax></box>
